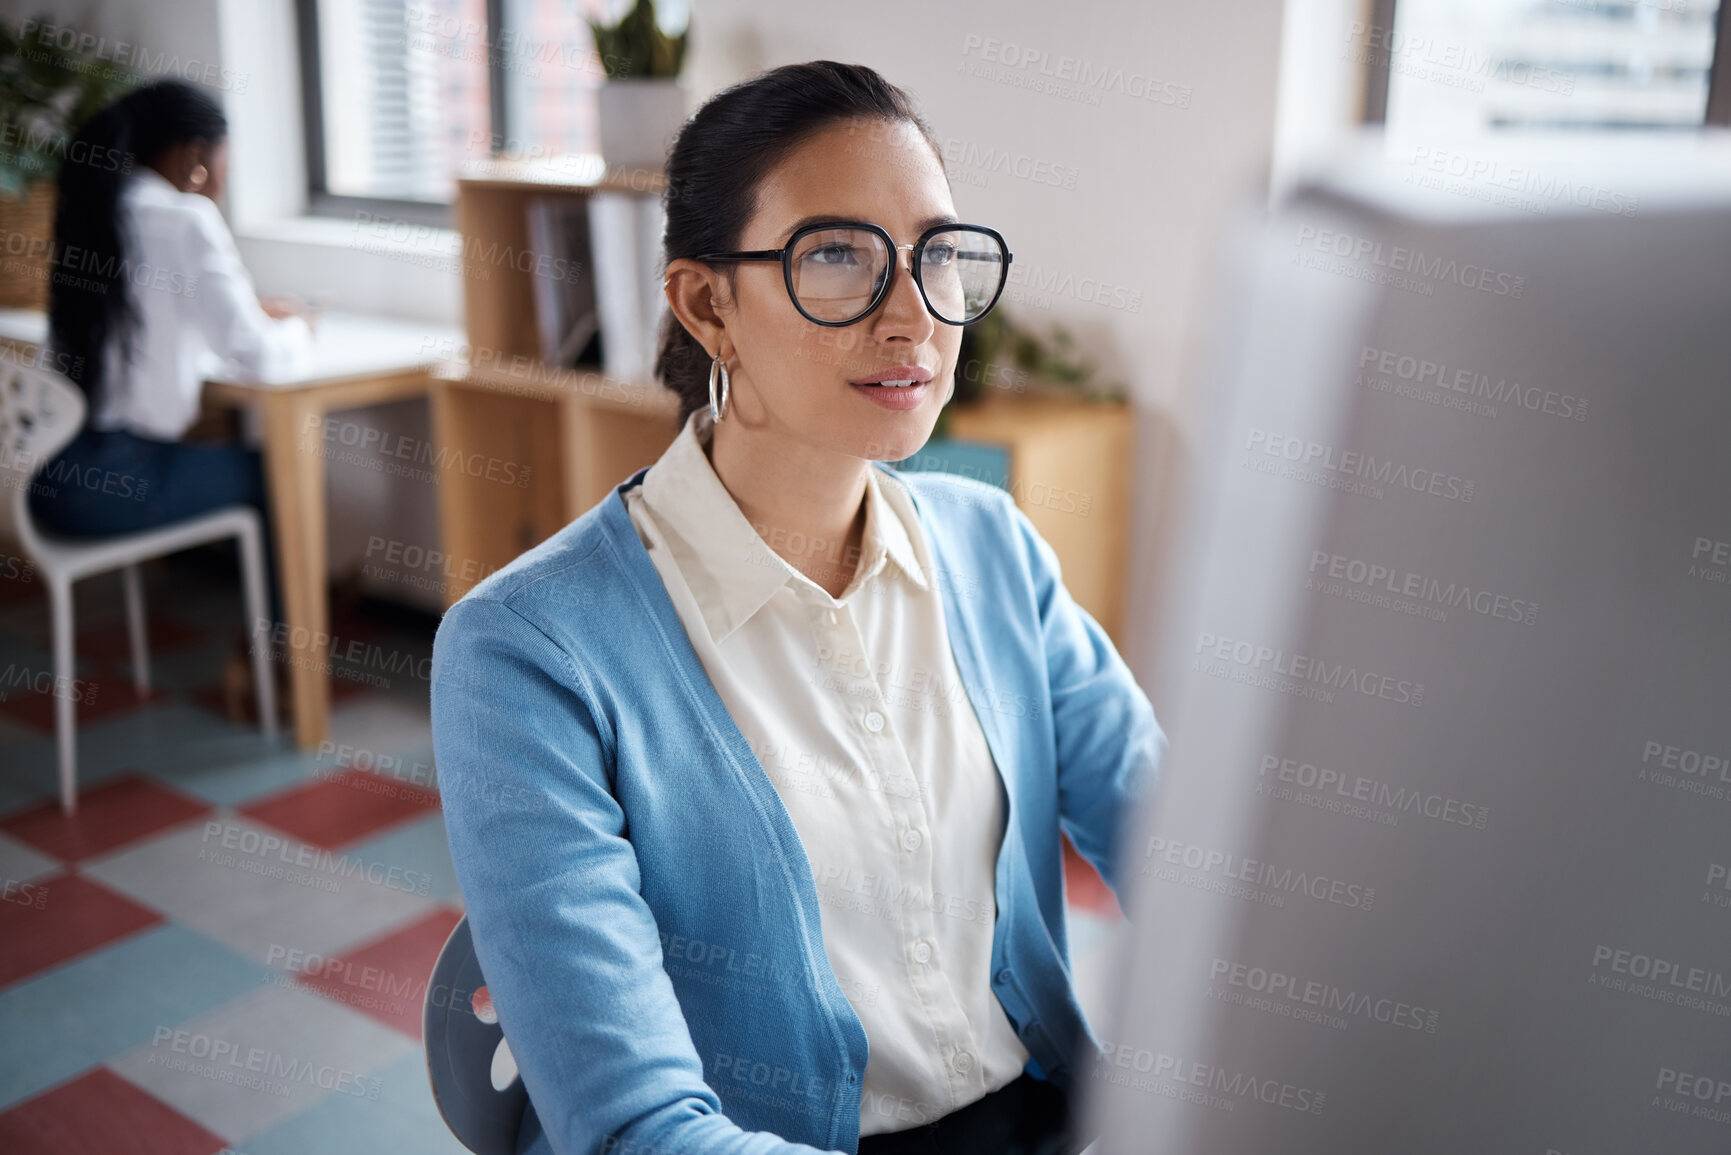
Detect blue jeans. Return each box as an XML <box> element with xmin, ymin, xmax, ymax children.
<box><xmin>27</xmin><ymin>427</ymin><xmax>282</xmax><ymax>623</ymax></box>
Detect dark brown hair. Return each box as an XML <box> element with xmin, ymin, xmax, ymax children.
<box><xmin>655</xmin><ymin>61</ymin><xmax>945</xmax><ymax>422</ymax></box>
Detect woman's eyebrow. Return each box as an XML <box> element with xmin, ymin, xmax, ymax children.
<box><xmin>778</xmin><ymin>213</ymin><xmax>962</xmax><ymax>237</ymax></box>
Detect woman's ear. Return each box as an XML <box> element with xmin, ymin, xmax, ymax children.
<box><xmin>663</xmin><ymin>258</ymin><xmax>732</xmax><ymax>360</ymax></box>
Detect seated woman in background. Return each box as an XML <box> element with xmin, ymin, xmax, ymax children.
<box><xmin>34</xmin><ymin>79</ymin><xmax>314</xmax><ymax>713</ymax></box>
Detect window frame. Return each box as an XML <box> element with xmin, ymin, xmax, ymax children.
<box><xmin>293</xmin><ymin>0</ymin><xmax>515</xmax><ymax>227</ymax></box>
<box><xmin>1361</xmin><ymin>0</ymin><xmax>1730</xmax><ymax>126</ymax></box>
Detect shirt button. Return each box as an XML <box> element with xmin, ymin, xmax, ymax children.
<box><xmin>994</xmin><ymin>968</ymin><xmax>1012</xmax><ymax>986</ymax></box>
<box><xmin>951</xmin><ymin>1050</ymin><xmax>974</xmax><ymax>1074</ymax></box>
<box><xmin>901</xmin><ymin>828</ymin><xmax>923</xmax><ymax>852</ymax></box>
<box><xmin>912</xmin><ymin>939</ymin><xmax>932</xmax><ymax>964</ymax></box>
<box><xmin>864</xmin><ymin>711</ymin><xmax>885</xmax><ymax>733</ymax></box>
<box><xmin>827</xmin><ymin>609</ymin><xmax>839</xmax><ymax>626</ymax></box>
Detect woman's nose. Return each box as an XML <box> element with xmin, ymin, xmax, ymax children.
<box><xmin>873</xmin><ymin>246</ymin><xmax>935</xmax><ymax>341</ymax></box>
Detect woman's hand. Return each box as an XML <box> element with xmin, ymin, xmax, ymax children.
<box><xmin>259</xmin><ymin>295</ymin><xmax>319</xmax><ymax>334</ymax></box>
<box><xmin>259</xmin><ymin>295</ymin><xmax>303</xmax><ymax>320</ymax></box>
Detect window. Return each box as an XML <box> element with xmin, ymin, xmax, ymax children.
<box><xmin>1361</xmin><ymin>0</ymin><xmax>1728</xmax><ymax>134</ymax></box>
<box><xmin>296</xmin><ymin>0</ymin><xmax>674</xmax><ymax>217</ymax></box>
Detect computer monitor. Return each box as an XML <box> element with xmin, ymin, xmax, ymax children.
<box><xmin>1078</xmin><ymin>136</ymin><xmax>1731</xmax><ymax>1154</ymax></box>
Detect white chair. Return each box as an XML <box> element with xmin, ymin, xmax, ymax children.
<box><xmin>0</xmin><ymin>359</ymin><xmax>277</xmax><ymax>814</ymax></box>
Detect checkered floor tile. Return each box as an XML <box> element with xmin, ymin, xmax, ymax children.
<box><xmin>0</xmin><ymin>555</ymin><xmax>1126</xmax><ymax>1153</ymax></box>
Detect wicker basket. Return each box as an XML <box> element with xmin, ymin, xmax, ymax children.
<box><xmin>0</xmin><ymin>182</ymin><xmax>55</xmax><ymax>310</ymax></box>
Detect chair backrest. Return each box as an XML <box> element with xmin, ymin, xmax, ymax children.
<box><xmin>424</xmin><ymin>915</ymin><xmax>530</xmax><ymax>1155</ymax></box>
<box><xmin>0</xmin><ymin>355</ymin><xmax>86</xmax><ymax>551</ymax></box>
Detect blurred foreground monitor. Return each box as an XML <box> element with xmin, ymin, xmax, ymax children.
<box><xmin>1080</xmin><ymin>135</ymin><xmax>1731</xmax><ymax>1154</ymax></box>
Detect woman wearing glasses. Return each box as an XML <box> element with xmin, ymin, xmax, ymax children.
<box><xmin>431</xmin><ymin>61</ymin><xmax>1164</xmax><ymax>1155</ymax></box>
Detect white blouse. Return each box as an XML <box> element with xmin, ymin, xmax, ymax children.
<box><xmin>623</xmin><ymin>411</ymin><xmax>1031</xmax><ymax>1135</ymax></box>
<box><xmin>87</xmin><ymin>167</ymin><xmax>313</xmax><ymax>440</ymax></box>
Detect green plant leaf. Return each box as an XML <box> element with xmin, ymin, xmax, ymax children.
<box><xmin>589</xmin><ymin>0</ymin><xmax>687</xmax><ymax>78</ymax></box>
<box><xmin>0</xmin><ymin>11</ymin><xmax>140</xmax><ymax>189</ymax></box>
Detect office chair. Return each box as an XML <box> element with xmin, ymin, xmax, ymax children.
<box><xmin>424</xmin><ymin>914</ymin><xmax>529</xmax><ymax>1155</ymax></box>
<box><xmin>0</xmin><ymin>360</ymin><xmax>277</xmax><ymax>814</ymax></box>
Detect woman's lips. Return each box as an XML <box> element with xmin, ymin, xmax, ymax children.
<box><xmin>850</xmin><ymin>380</ymin><xmax>933</xmax><ymax>410</ymax></box>
<box><xmin>849</xmin><ymin>365</ymin><xmax>934</xmax><ymax>386</ymax></box>
<box><xmin>848</xmin><ymin>364</ymin><xmax>936</xmax><ymax>410</ymax></box>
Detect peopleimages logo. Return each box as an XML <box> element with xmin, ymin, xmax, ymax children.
<box><xmin>1707</xmin><ymin>863</ymin><xmax>1731</xmax><ymax>909</ymax></box>
<box><xmin>1295</xmin><ymin>224</ymin><xmax>1526</xmax><ymax>297</ymax></box>
<box><xmin>1307</xmin><ymin>549</ymin><xmax>1538</xmax><ymax>627</ymax></box>
<box><xmin>1092</xmin><ymin>1041</ymin><xmax>1327</xmax><ymax>1115</ymax></box>
<box><xmin>1358</xmin><ymin>344</ymin><xmax>1587</xmax><ymax>422</ymax></box>
<box><xmin>1589</xmin><ymin>944</ymin><xmax>1731</xmax><ymax>1018</ymax></box>
<box><xmin>1690</xmin><ymin>535</ymin><xmax>1730</xmax><ymax>589</ymax></box>
<box><xmin>1194</xmin><ymin>630</ymin><xmax>1426</xmax><ymax>708</ymax></box>
<box><xmin>1638</xmin><ymin>737</ymin><xmax>1731</xmax><ymax>803</ymax></box>
<box><xmin>1656</xmin><ymin>1065</ymin><xmax>1731</xmax><ymax>1124</ymax></box>
<box><xmin>1207</xmin><ymin>956</ymin><xmax>1440</xmax><ymax>1034</ymax></box>
<box><xmin>1142</xmin><ymin>836</ymin><xmax>1377</xmax><ymax>911</ymax></box>
<box><xmin>1243</xmin><ymin>428</ymin><xmax>1474</xmax><ymax>505</ymax></box>
<box><xmin>1257</xmin><ymin>753</ymin><xmax>1490</xmax><ymax>831</ymax></box>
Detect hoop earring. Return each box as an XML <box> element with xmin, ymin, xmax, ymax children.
<box><xmin>708</xmin><ymin>354</ymin><xmax>730</xmax><ymax>424</ymax></box>
<box><xmin>188</xmin><ymin>164</ymin><xmax>208</xmax><ymax>191</ymax></box>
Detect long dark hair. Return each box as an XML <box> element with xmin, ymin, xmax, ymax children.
<box><xmin>655</xmin><ymin>61</ymin><xmax>945</xmax><ymax>422</ymax></box>
<box><xmin>49</xmin><ymin>79</ymin><xmax>227</xmax><ymax>411</ymax></box>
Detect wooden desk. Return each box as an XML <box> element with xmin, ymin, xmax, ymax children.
<box><xmin>0</xmin><ymin>308</ymin><xmax>465</xmax><ymax>750</ymax></box>
<box><xmin>206</xmin><ymin>314</ymin><xmax>464</xmax><ymax>748</ymax></box>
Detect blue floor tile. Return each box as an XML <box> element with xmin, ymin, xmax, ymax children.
<box><xmin>345</xmin><ymin>812</ymin><xmax>462</xmax><ymax>904</ymax></box>
<box><xmin>0</xmin><ymin>923</ymin><xmax>268</xmax><ymax>1110</ymax></box>
<box><xmin>240</xmin><ymin>1050</ymin><xmax>471</xmax><ymax>1155</ymax></box>
<box><xmin>0</xmin><ymin>703</ymin><xmax>275</xmax><ymax>808</ymax></box>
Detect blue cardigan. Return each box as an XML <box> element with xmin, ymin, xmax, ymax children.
<box><xmin>430</xmin><ymin>463</ymin><xmax>1165</xmax><ymax>1155</ymax></box>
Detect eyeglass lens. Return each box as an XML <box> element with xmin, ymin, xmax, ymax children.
<box><xmin>787</xmin><ymin>227</ymin><xmax>1005</xmax><ymax>325</ymax></box>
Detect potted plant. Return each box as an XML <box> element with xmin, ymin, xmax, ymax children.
<box><xmin>898</xmin><ymin>308</ymin><xmax>1125</xmax><ymax>483</ymax></box>
<box><xmin>0</xmin><ymin>15</ymin><xmax>136</xmax><ymax>308</ymax></box>
<box><xmin>588</xmin><ymin>0</ymin><xmax>689</xmax><ymax>170</ymax></box>
<box><xmin>932</xmin><ymin>308</ymin><xmax>1122</xmax><ymax>437</ymax></box>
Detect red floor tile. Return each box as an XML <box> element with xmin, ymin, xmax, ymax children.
<box><xmin>0</xmin><ymin>774</ymin><xmax>210</xmax><ymax>863</ymax></box>
<box><xmin>0</xmin><ymin>564</ymin><xmax>40</xmax><ymax>606</ymax></box>
<box><xmin>0</xmin><ymin>871</ymin><xmax>163</xmax><ymax>988</ymax></box>
<box><xmin>294</xmin><ymin>905</ymin><xmax>464</xmax><ymax>1039</ymax></box>
<box><xmin>0</xmin><ymin>1067</ymin><xmax>226</xmax><ymax>1155</ymax></box>
<box><xmin>239</xmin><ymin>769</ymin><xmax>440</xmax><ymax>850</ymax></box>
<box><xmin>0</xmin><ymin>673</ymin><xmax>168</xmax><ymax>734</ymax></box>
<box><xmin>1062</xmin><ymin>831</ymin><xmax>1121</xmax><ymax>918</ymax></box>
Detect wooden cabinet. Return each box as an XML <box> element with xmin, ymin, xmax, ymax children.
<box><xmin>911</xmin><ymin>395</ymin><xmax>1133</xmax><ymax>646</ymax></box>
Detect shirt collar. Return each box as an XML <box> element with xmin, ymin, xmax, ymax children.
<box><xmin>639</xmin><ymin>411</ymin><xmax>929</xmax><ymax>644</ymax></box>
<box><xmin>131</xmin><ymin>166</ymin><xmax>181</xmax><ymax>199</ymax></box>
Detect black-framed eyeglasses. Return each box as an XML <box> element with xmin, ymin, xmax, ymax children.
<box><xmin>695</xmin><ymin>221</ymin><xmax>1013</xmax><ymax>327</ymax></box>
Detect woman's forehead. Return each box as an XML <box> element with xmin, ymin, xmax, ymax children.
<box><xmin>746</xmin><ymin>119</ymin><xmax>954</xmax><ymax>242</ymax></box>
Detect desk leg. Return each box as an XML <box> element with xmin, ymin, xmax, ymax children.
<box><xmin>258</xmin><ymin>392</ymin><xmax>330</xmax><ymax>749</ymax></box>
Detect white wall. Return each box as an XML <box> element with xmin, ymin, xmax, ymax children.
<box><xmin>684</xmin><ymin>0</ymin><xmax>1289</xmax><ymax>673</ymax></box>
<box><xmin>22</xmin><ymin>0</ymin><xmax>1372</xmax><ymax>665</ymax></box>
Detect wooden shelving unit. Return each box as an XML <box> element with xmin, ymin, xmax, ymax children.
<box><xmin>436</xmin><ymin>156</ymin><xmax>1134</xmax><ymax>643</ymax></box>
<box><xmin>944</xmin><ymin>393</ymin><xmax>1133</xmax><ymax>645</ymax></box>
<box><xmin>434</xmin><ymin>158</ymin><xmax>680</xmax><ymax>605</ymax></box>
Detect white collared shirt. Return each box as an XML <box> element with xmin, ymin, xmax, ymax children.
<box><xmin>85</xmin><ymin>167</ymin><xmax>314</xmax><ymax>440</ymax></box>
<box><xmin>624</xmin><ymin>411</ymin><xmax>1030</xmax><ymax>1135</ymax></box>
